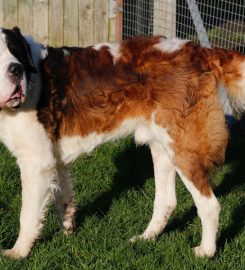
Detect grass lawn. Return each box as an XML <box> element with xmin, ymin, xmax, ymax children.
<box><xmin>0</xmin><ymin>132</ymin><xmax>244</xmax><ymax>270</ymax></box>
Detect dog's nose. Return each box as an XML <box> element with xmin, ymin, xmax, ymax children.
<box><xmin>8</xmin><ymin>63</ymin><xmax>23</xmax><ymax>77</ymax></box>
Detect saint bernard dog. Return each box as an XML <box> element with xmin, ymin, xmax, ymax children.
<box><xmin>0</xmin><ymin>27</ymin><xmax>244</xmax><ymax>259</ymax></box>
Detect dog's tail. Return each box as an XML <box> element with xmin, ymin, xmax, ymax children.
<box><xmin>208</xmin><ymin>48</ymin><xmax>245</xmax><ymax>112</ymax></box>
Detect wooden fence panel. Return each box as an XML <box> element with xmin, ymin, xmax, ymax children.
<box><xmin>0</xmin><ymin>0</ymin><xmax>115</xmax><ymax>47</ymax></box>
<box><xmin>79</xmin><ymin>0</ymin><xmax>94</xmax><ymax>47</ymax></box>
<box><xmin>0</xmin><ymin>0</ymin><xmax>3</xmax><ymax>26</ymax></box>
<box><xmin>64</xmin><ymin>0</ymin><xmax>79</xmax><ymax>46</ymax></box>
<box><xmin>33</xmin><ymin>0</ymin><xmax>48</xmax><ymax>44</ymax></box>
<box><xmin>94</xmin><ymin>0</ymin><xmax>109</xmax><ymax>43</ymax></box>
<box><xmin>18</xmin><ymin>0</ymin><xmax>33</xmax><ymax>36</ymax></box>
<box><xmin>49</xmin><ymin>0</ymin><xmax>63</xmax><ymax>47</ymax></box>
<box><xmin>3</xmin><ymin>0</ymin><xmax>17</xmax><ymax>28</ymax></box>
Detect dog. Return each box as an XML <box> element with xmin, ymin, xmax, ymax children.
<box><xmin>0</xmin><ymin>27</ymin><xmax>244</xmax><ymax>259</ymax></box>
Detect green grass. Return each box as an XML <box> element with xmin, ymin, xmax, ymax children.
<box><xmin>0</xmin><ymin>134</ymin><xmax>244</xmax><ymax>270</ymax></box>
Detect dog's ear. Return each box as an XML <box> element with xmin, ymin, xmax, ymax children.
<box><xmin>2</xmin><ymin>26</ymin><xmax>37</xmax><ymax>74</ymax></box>
<box><xmin>10</xmin><ymin>26</ymin><xmax>36</xmax><ymax>73</ymax></box>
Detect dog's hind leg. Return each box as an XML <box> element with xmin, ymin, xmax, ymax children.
<box><xmin>131</xmin><ymin>142</ymin><xmax>176</xmax><ymax>241</ymax></box>
<box><xmin>176</xmin><ymin>168</ymin><xmax>220</xmax><ymax>257</ymax></box>
<box><xmin>54</xmin><ymin>163</ymin><xmax>76</xmax><ymax>234</ymax></box>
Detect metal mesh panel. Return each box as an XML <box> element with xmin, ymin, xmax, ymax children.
<box><xmin>122</xmin><ymin>0</ymin><xmax>154</xmax><ymax>38</ymax></box>
<box><xmin>177</xmin><ymin>0</ymin><xmax>245</xmax><ymax>52</ymax></box>
<box><xmin>122</xmin><ymin>0</ymin><xmax>245</xmax><ymax>53</ymax></box>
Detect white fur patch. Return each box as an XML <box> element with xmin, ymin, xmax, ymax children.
<box><xmin>154</xmin><ymin>37</ymin><xmax>188</xmax><ymax>53</ymax></box>
<box><xmin>134</xmin><ymin>125</ymin><xmax>153</xmax><ymax>145</ymax></box>
<box><xmin>150</xmin><ymin>112</ymin><xmax>174</xmax><ymax>159</ymax></box>
<box><xmin>93</xmin><ymin>42</ymin><xmax>121</xmax><ymax>64</ymax></box>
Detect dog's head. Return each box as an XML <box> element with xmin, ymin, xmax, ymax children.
<box><xmin>0</xmin><ymin>27</ymin><xmax>36</xmax><ymax>109</ymax></box>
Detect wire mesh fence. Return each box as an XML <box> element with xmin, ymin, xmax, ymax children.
<box><xmin>122</xmin><ymin>0</ymin><xmax>154</xmax><ymax>39</ymax></box>
<box><xmin>121</xmin><ymin>0</ymin><xmax>245</xmax><ymax>53</ymax></box>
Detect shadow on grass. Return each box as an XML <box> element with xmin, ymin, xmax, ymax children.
<box><xmin>218</xmin><ymin>202</ymin><xmax>245</xmax><ymax>249</ymax></box>
<box><xmin>75</xmin><ymin>140</ymin><xmax>153</xmax><ymax>227</ymax></box>
<box><xmin>216</xmin><ymin>131</ymin><xmax>245</xmax><ymax>249</ymax></box>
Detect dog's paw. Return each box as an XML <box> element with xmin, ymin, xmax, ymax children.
<box><xmin>130</xmin><ymin>232</ymin><xmax>156</xmax><ymax>243</ymax></box>
<box><xmin>2</xmin><ymin>248</ymin><xmax>28</xmax><ymax>259</ymax></box>
<box><xmin>63</xmin><ymin>226</ymin><xmax>74</xmax><ymax>235</ymax></box>
<box><xmin>63</xmin><ymin>219</ymin><xmax>76</xmax><ymax>235</ymax></box>
<box><xmin>193</xmin><ymin>245</ymin><xmax>216</xmax><ymax>257</ymax></box>
<box><xmin>129</xmin><ymin>234</ymin><xmax>143</xmax><ymax>243</ymax></box>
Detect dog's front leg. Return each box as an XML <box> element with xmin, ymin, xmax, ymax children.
<box><xmin>54</xmin><ymin>163</ymin><xmax>76</xmax><ymax>234</ymax></box>
<box><xmin>3</xmin><ymin>163</ymin><xmax>56</xmax><ymax>259</ymax></box>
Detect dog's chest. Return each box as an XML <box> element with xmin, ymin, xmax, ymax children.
<box><xmin>0</xmin><ymin>111</ymin><xmax>26</xmax><ymax>151</ymax></box>
<box><xmin>0</xmin><ymin>110</ymin><xmax>52</xmax><ymax>159</ymax></box>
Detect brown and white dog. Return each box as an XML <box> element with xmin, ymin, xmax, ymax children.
<box><xmin>0</xmin><ymin>27</ymin><xmax>244</xmax><ymax>259</ymax></box>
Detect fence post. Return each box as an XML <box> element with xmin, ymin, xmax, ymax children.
<box><xmin>186</xmin><ymin>0</ymin><xmax>210</xmax><ymax>47</ymax></box>
<box><xmin>0</xmin><ymin>0</ymin><xmax>3</xmax><ymax>26</ymax></box>
<box><xmin>109</xmin><ymin>0</ymin><xmax>117</xmax><ymax>42</ymax></box>
<box><xmin>115</xmin><ymin>0</ymin><xmax>123</xmax><ymax>41</ymax></box>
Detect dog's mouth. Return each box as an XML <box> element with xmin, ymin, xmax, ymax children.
<box><xmin>6</xmin><ymin>83</ymin><xmax>26</xmax><ymax>108</ymax></box>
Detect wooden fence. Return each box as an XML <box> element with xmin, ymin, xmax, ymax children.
<box><xmin>0</xmin><ymin>0</ymin><xmax>119</xmax><ymax>47</ymax></box>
